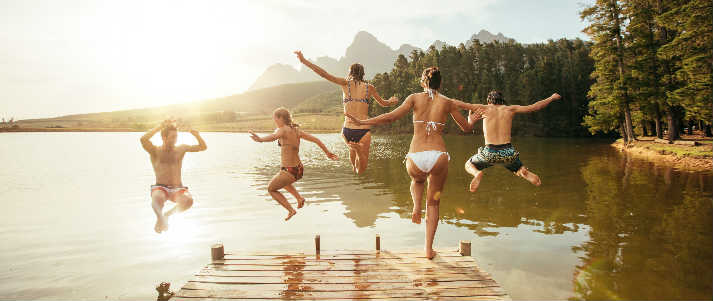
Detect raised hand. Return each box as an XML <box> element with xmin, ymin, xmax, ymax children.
<box><xmin>294</xmin><ymin>50</ymin><xmax>306</xmax><ymax>63</ymax></box>
<box><xmin>248</xmin><ymin>130</ymin><xmax>261</xmax><ymax>142</ymax></box>
<box><xmin>326</xmin><ymin>151</ymin><xmax>338</xmax><ymax>160</ymax></box>
<box><xmin>388</xmin><ymin>96</ymin><xmax>399</xmax><ymax>106</ymax></box>
<box><xmin>550</xmin><ymin>93</ymin><xmax>561</xmax><ymax>100</ymax></box>
<box><xmin>344</xmin><ymin>112</ymin><xmax>363</xmax><ymax>125</ymax></box>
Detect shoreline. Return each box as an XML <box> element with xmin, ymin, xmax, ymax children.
<box><xmin>612</xmin><ymin>139</ymin><xmax>712</xmax><ymax>172</ymax></box>
<box><xmin>0</xmin><ymin>127</ymin><xmax>338</xmax><ymax>133</ymax></box>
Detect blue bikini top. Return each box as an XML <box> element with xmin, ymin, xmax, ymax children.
<box><xmin>343</xmin><ymin>80</ymin><xmax>370</xmax><ymax>104</ymax></box>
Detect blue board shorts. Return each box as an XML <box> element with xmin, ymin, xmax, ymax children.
<box><xmin>469</xmin><ymin>143</ymin><xmax>523</xmax><ymax>173</ymax></box>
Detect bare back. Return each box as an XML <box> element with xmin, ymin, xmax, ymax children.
<box><xmin>409</xmin><ymin>92</ymin><xmax>457</xmax><ymax>153</ymax></box>
<box><xmin>150</xmin><ymin>146</ymin><xmax>187</xmax><ymax>186</ymax></box>
<box><xmin>341</xmin><ymin>81</ymin><xmax>371</xmax><ymax>130</ymax></box>
<box><xmin>481</xmin><ymin>104</ymin><xmax>516</xmax><ymax>145</ymax></box>
<box><xmin>278</xmin><ymin>126</ymin><xmax>302</xmax><ymax>167</ymax></box>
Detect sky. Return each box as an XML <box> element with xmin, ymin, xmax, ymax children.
<box><xmin>1</xmin><ymin>0</ymin><xmax>592</xmax><ymax>120</ymax></box>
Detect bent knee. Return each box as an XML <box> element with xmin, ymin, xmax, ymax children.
<box><xmin>180</xmin><ymin>196</ymin><xmax>194</xmax><ymax>208</ymax></box>
<box><xmin>151</xmin><ymin>191</ymin><xmax>167</xmax><ymax>203</ymax></box>
<box><xmin>427</xmin><ymin>198</ymin><xmax>440</xmax><ymax>206</ymax></box>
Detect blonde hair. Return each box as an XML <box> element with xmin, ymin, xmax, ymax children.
<box><xmin>273</xmin><ymin>107</ymin><xmax>299</xmax><ymax>128</ymax></box>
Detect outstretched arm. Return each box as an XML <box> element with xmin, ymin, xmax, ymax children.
<box><xmin>295</xmin><ymin>51</ymin><xmax>348</xmax><ymax>85</ymax></box>
<box><xmin>249</xmin><ymin>128</ymin><xmax>282</xmax><ymax>143</ymax></box>
<box><xmin>369</xmin><ymin>85</ymin><xmax>398</xmax><ymax>107</ymax></box>
<box><xmin>449</xmin><ymin>107</ymin><xmax>473</xmax><ymax>132</ymax></box>
<box><xmin>141</xmin><ymin>119</ymin><xmax>171</xmax><ymax>154</ymax></box>
<box><xmin>299</xmin><ymin>130</ymin><xmax>338</xmax><ymax>160</ymax></box>
<box><xmin>509</xmin><ymin>93</ymin><xmax>561</xmax><ymax>113</ymax></box>
<box><xmin>346</xmin><ymin>95</ymin><xmax>415</xmax><ymax>126</ymax></box>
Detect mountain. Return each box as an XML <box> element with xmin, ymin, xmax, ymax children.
<box><xmin>253</xmin><ymin>30</ymin><xmax>514</xmax><ymax>90</ymax></box>
<box><xmin>249</xmin><ymin>31</ymin><xmax>418</xmax><ymax>90</ymax></box>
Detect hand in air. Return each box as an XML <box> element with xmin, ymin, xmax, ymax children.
<box><xmin>550</xmin><ymin>93</ymin><xmax>561</xmax><ymax>101</ymax></box>
<box><xmin>344</xmin><ymin>112</ymin><xmax>363</xmax><ymax>125</ymax></box>
<box><xmin>294</xmin><ymin>50</ymin><xmax>306</xmax><ymax>63</ymax></box>
<box><xmin>248</xmin><ymin>130</ymin><xmax>260</xmax><ymax>142</ymax></box>
<box><xmin>388</xmin><ymin>96</ymin><xmax>399</xmax><ymax>106</ymax></box>
<box><xmin>326</xmin><ymin>151</ymin><xmax>338</xmax><ymax>160</ymax></box>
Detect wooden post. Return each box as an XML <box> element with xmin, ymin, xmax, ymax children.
<box><xmin>375</xmin><ymin>234</ymin><xmax>381</xmax><ymax>251</ymax></box>
<box><xmin>211</xmin><ymin>243</ymin><xmax>224</xmax><ymax>261</ymax></box>
<box><xmin>459</xmin><ymin>240</ymin><xmax>471</xmax><ymax>256</ymax></box>
<box><xmin>314</xmin><ymin>235</ymin><xmax>320</xmax><ymax>255</ymax></box>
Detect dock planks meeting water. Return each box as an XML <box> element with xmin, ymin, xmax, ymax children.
<box><xmin>171</xmin><ymin>236</ymin><xmax>510</xmax><ymax>300</ymax></box>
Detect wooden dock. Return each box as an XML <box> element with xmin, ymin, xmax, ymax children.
<box><xmin>171</xmin><ymin>236</ymin><xmax>510</xmax><ymax>300</ymax></box>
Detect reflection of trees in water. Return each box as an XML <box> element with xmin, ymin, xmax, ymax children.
<box><xmin>572</xmin><ymin>151</ymin><xmax>712</xmax><ymax>300</ymax></box>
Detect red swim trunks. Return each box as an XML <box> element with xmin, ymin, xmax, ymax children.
<box><xmin>150</xmin><ymin>184</ymin><xmax>188</xmax><ymax>202</ymax></box>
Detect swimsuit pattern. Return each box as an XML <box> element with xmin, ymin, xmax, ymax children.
<box><xmin>469</xmin><ymin>143</ymin><xmax>523</xmax><ymax>172</ymax></box>
<box><xmin>281</xmin><ymin>163</ymin><xmax>304</xmax><ymax>181</ymax></box>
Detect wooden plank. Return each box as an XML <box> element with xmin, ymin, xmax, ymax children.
<box><xmin>176</xmin><ymin>287</ymin><xmax>505</xmax><ymax>299</ymax></box>
<box><xmin>181</xmin><ymin>280</ymin><xmax>501</xmax><ymax>291</ymax></box>
<box><xmin>173</xmin><ymin>298</ymin><xmax>506</xmax><ymax>301</ymax></box>
<box><xmin>209</xmin><ymin>261</ymin><xmax>480</xmax><ymax>268</ymax></box>
<box><xmin>203</xmin><ymin>264</ymin><xmax>481</xmax><ymax>272</ymax></box>
<box><xmin>190</xmin><ymin>275</ymin><xmax>492</xmax><ymax>284</ymax></box>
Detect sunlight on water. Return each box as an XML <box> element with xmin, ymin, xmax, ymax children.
<box><xmin>0</xmin><ymin>133</ymin><xmax>710</xmax><ymax>300</ymax></box>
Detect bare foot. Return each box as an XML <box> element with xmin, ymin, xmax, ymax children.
<box><xmin>297</xmin><ymin>197</ymin><xmax>306</xmax><ymax>209</ymax></box>
<box><xmin>517</xmin><ymin>167</ymin><xmax>541</xmax><ymax>186</ymax></box>
<box><xmin>469</xmin><ymin>175</ymin><xmax>482</xmax><ymax>192</ymax></box>
<box><xmin>426</xmin><ymin>249</ymin><xmax>437</xmax><ymax>260</ymax></box>
<box><xmin>411</xmin><ymin>207</ymin><xmax>422</xmax><ymax>224</ymax></box>
<box><xmin>154</xmin><ymin>216</ymin><xmax>169</xmax><ymax>233</ymax></box>
<box><xmin>285</xmin><ymin>209</ymin><xmax>297</xmax><ymax>221</ymax></box>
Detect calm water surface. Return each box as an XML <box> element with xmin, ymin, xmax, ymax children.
<box><xmin>0</xmin><ymin>132</ymin><xmax>710</xmax><ymax>300</ymax></box>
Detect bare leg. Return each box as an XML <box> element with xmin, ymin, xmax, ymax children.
<box><xmin>406</xmin><ymin>158</ymin><xmax>427</xmax><ymax>224</ymax></box>
<box><xmin>284</xmin><ymin>183</ymin><xmax>305</xmax><ymax>209</ymax></box>
<box><xmin>464</xmin><ymin>160</ymin><xmax>484</xmax><ymax>192</ymax></box>
<box><xmin>165</xmin><ymin>191</ymin><xmax>194</xmax><ymax>218</ymax></box>
<box><xmin>515</xmin><ymin>166</ymin><xmax>541</xmax><ymax>186</ymax></box>
<box><xmin>424</xmin><ymin>154</ymin><xmax>449</xmax><ymax>259</ymax></box>
<box><xmin>151</xmin><ymin>190</ymin><xmax>169</xmax><ymax>233</ymax></box>
<box><xmin>268</xmin><ymin>171</ymin><xmax>298</xmax><ymax>221</ymax></box>
<box><xmin>354</xmin><ymin>132</ymin><xmax>372</xmax><ymax>174</ymax></box>
<box><xmin>344</xmin><ymin>136</ymin><xmax>358</xmax><ymax>173</ymax></box>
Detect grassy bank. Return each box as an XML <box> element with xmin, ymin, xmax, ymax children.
<box><xmin>613</xmin><ymin>137</ymin><xmax>712</xmax><ymax>171</ymax></box>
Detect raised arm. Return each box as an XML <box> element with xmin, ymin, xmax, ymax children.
<box><xmin>346</xmin><ymin>95</ymin><xmax>415</xmax><ymax>126</ymax></box>
<box><xmin>299</xmin><ymin>130</ymin><xmax>338</xmax><ymax>160</ymax></box>
<box><xmin>295</xmin><ymin>51</ymin><xmax>348</xmax><ymax>85</ymax></box>
<box><xmin>368</xmin><ymin>84</ymin><xmax>398</xmax><ymax>107</ymax></box>
<box><xmin>140</xmin><ymin>120</ymin><xmax>169</xmax><ymax>154</ymax></box>
<box><xmin>449</xmin><ymin>106</ymin><xmax>473</xmax><ymax>132</ymax></box>
<box><xmin>181</xmin><ymin>129</ymin><xmax>207</xmax><ymax>152</ymax></box>
<box><xmin>449</xmin><ymin>98</ymin><xmax>489</xmax><ymax>112</ymax></box>
<box><xmin>249</xmin><ymin>128</ymin><xmax>283</xmax><ymax>143</ymax></box>
<box><xmin>509</xmin><ymin>93</ymin><xmax>561</xmax><ymax>114</ymax></box>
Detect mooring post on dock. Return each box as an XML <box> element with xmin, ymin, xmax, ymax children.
<box><xmin>211</xmin><ymin>243</ymin><xmax>224</xmax><ymax>261</ymax></box>
<box><xmin>375</xmin><ymin>234</ymin><xmax>381</xmax><ymax>251</ymax></box>
<box><xmin>459</xmin><ymin>240</ymin><xmax>471</xmax><ymax>256</ymax></box>
<box><xmin>314</xmin><ymin>235</ymin><xmax>320</xmax><ymax>255</ymax></box>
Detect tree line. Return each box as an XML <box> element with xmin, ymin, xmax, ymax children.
<box><xmin>369</xmin><ymin>38</ymin><xmax>595</xmax><ymax>136</ymax></box>
<box><xmin>581</xmin><ymin>0</ymin><xmax>711</xmax><ymax>141</ymax></box>
<box><xmin>368</xmin><ymin>0</ymin><xmax>711</xmax><ymax>140</ymax></box>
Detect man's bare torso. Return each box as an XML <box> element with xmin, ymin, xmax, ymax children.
<box><xmin>150</xmin><ymin>146</ymin><xmax>186</xmax><ymax>186</ymax></box>
<box><xmin>482</xmin><ymin>105</ymin><xmax>515</xmax><ymax>145</ymax></box>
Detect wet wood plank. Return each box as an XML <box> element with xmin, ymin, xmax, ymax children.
<box><xmin>177</xmin><ymin>250</ymin><xmax>510</xmax><ymax>300</ymax></box>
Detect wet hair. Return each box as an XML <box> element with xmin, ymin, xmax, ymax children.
<box><xmin>347</xmin><ymin>63</ymin><xmax>365</xmax><ymax>82</ymax></box>
<box><xmin>486</xmin><ymin>90</ymin><xmax>506</xmax><ymax>105</ymax></box>
<box><xmin>161</xmin><ymin>122</ymin><xmax>177</xmax><ymax>140</ymax></box>
<box><xmin>273</xmin><ymin>107</ymin><xmax>299</xmax><ymax>128</ymax></box>
<box><xmin>421</xmin><ymin>67</ymin><xmax>441</xmax><ymax>90</ymax></box>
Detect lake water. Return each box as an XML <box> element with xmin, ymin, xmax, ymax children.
<box><xmin>0</xmin><ymin>132</ymin><xmax>711</xmax><ymax>300</ymax></box>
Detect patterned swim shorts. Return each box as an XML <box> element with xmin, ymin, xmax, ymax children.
<box><xmin>469</xmin><ymin>143</ymin><xmax>523</xmax><ymax>173</ymax></box>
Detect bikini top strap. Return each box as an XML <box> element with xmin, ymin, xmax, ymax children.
<box><xmin>347</xmin><ymin>80</ymin><xmax>352</xmax><ymax>100</ymax></box>
<box><xmin>365</xmin><ymin>83</ymin><xmax>368</xmax><ymax>100</ymax></box>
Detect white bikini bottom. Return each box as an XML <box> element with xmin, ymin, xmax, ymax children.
<box><xmin>405</xmin><ymin>151</ymin><xmax>450</xmax><ymax>173</ymax></box>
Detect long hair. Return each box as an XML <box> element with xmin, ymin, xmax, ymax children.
<box><xmin>421</xmin><ymin>67</ymin><xmax>441</xmax><ymax>90</ymax></box>
<box><xmin>273</xmin><ymin>107</ymin><xmax>299</xmax><ymax>128</ymax></box>
<box><xmin>347</xmin><ymin>63</ymin><xmax>365</xmax><ymax>82</ymax></box>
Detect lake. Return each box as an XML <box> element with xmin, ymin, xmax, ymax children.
<box><xmin>0</xmin><ymin>132</ymin><xmax>710</xmax><ymax>300</ymax></box>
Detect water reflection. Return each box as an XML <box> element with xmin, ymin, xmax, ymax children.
<box><xmin>573</xmin><ymin>150</ymin><xmax>712</xmax><ymax>300</ymax></box>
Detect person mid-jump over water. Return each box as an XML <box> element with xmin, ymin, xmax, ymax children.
<box><xmin>453</xmin><ymin>90</ymin><xmax>561</xmax><ymax>192</ymax></box>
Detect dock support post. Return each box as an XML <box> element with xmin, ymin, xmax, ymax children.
<box><xmin>459</xmin><ymin>240</ymin><xmax>471</xmax><ymax>256</ymax></box>
<box><xmin>211</xmin><ymin>243</ymin><xmax>224</xmax><ymax>261</ymax></box>
<box><xmin>315</xmin><ymin>235</ymin><xmax>320</xmax><ymax>255</ymax></box>
<box><xmin>375</xmin><ymin>234</ymin><xmax>381</xmax><ymax>252</ymax></box>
